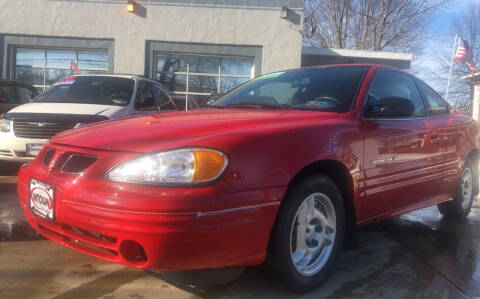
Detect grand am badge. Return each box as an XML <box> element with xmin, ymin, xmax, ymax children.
<box><xmin>371</xmin><ymin>156</ymin><xmax>396</xmax><ymax>164</ymax></box>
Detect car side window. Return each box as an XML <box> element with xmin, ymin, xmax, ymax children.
<box><xmin>416</xmin><ymin>79</ymin><xmax>449</xmax><ymax>115</ymax></box>
<box><xmin>0</xmin><ymin>85</ymin><xmax>17</xmax><ymax>104</ymax></box>
<box><xmin>16</xmin><ymin>86</ymin><xmax>36</xmax><ymax>103</ymax></box>
<box><xmin>134</xmin><ymin>81</ymin><xmax>156</xmax><ymax>111</ymax></box>
<box><xmin>367</xmin><ymin>70</ymin><xmax>426</xmax><ymax>117</ymax></box>
<box><xmin>151</xmin><ymin>84</ymin><xmax>176</xmax><ymax>111</ymax></box>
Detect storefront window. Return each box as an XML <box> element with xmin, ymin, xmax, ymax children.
<box><xmin>15</xmin><ymin>48</ymin><xmax>108</xmax><ymax>90</ymax></box>
<box><xmin>154</xmin><ymin>53</ymin><xmax>253</xmax><ymax>108</ymax></box>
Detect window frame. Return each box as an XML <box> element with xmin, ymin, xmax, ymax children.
<box><xmin>414</xmin><ymin>78</ymin><xmax>450</xmax><ymax>116</ymax></box>
<box><xmin>3</xmin><ymin>35</ymin><xmax>114</xmax><ymax>90</ymax></box>
<box><xmin>362</xmin><ymin>69</ymin><xmax>429</xmax><ymax>120</ymax></box>
<box><xmin>14</xmin><ymin>47</ymin><xmax>109</xmax><ymax>91</ymax></box>
<box><xmin>145</xmin><ymin>41</ymin><xmax>262</xmax><ymax>110</ymax></box>
<box><xmin>153</xmin><ymin>52</ymin><xmax>254</xmax><ymax>103</ymax></box>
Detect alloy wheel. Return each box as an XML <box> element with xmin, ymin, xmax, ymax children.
<box><xmin>289</xmin><ymin>192</ymin><xmax>336</xmax><ymax>276</ymax></box>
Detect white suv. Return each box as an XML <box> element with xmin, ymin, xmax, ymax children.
<box><xmin>0</xmin><ymin>74</ymin><xmax>176</xmax><ymax>162</ymax></box>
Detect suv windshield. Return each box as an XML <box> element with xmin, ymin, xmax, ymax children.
<box><xmin>211</xmin><ymin>66</ymin><xmax>368</xmax><ymax>112</ymax></box>
<box><xmin>35</xmin><ymin>76</ymin><xmax>135</xmax><ymax>106</ymax></box>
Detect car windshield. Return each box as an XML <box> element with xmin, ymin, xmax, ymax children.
<box><xmin>35</xmin><ymin>76</ymin><xmax>135</xmax><ymax>106</ymax></box>
<box><xmin>210</xmin><ymin>66</ymin><xmax>369</xmax><ymax>112</ymax></box>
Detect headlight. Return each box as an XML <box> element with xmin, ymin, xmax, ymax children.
<box><xmin>0</xmin><ymin>119</ymin><xmax>11</xmax><ymax>132</ymax></box>
<box><xmin>106</xmin><ymin>148</ymin><xmax>228</xmax><ymax>185</ymax></box>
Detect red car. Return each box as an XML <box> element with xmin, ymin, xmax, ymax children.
<box><xmin>17</xmin><ymin>65</ymin><xmax>479</xmax><ymax>293</ymax></box>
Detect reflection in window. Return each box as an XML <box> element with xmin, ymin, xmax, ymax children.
<box><xmin>14</xmin><ymin>48</ymin><xmax>108</xmax><ymax>90</ymax></box>
<box><xmin>154</xmin><ymin>53</ymin><xmax>253</xmax><ymax>109</ymax></box>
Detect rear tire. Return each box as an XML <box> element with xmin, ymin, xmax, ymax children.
<box><xmin>270</xmin><ymin>175</ymin><xmax>345</xmax><ymax>294</ymax></box>
<box><xmin>438</xmin><ymin>159</ymin><xmax>476</xmax><ymax>219</ymax></box>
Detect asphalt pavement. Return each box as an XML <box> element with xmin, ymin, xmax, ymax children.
<box><xmin>0</xmin><ymin>161</ymin><xmax>479</xmax><ymax>299</ymax></box>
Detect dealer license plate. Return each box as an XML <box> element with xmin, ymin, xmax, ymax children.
<box><xmin>29</xmin><ymin>179</ymin><xmax>55</xmax><ymax>221</ymax></box>
<box><xmin>26</xmin><ymin>144</ymin><xmax>45</xmax><ymax>157</ymax></box>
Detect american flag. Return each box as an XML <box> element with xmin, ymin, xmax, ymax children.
<box><xmin>70</xmin><ymin>60</ymin><xmax>80</xmax><ymax>76</ymax></box>
<box><xmin>454</xmin><ymin>39</ymin><xmax>476</xmax><ymax>73</ymax></box>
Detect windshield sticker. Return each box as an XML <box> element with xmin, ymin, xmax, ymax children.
<box><xmin>53</xmin><ymin>76</ymin><xmax>76</xmax><ymax>86</ymax></box>
<box><xmin>252</xmin><ymin>72</ymin><xmax>285</xmax><ymax>82</ymax></box>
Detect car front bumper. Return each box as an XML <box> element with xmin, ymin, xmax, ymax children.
<box><xmin>0</xmin><ymin>131</ymin><xmax>47</xmax><ymax>162</ymax></box>
<box><xmin>17</xmin><ymin>152</ymin><xmax>284</xmax><ymax>270</ymax></box>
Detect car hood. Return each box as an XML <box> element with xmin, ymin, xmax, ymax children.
<box><xmin>8</xmin><ymin>102</ymin><xmax>123</xmax><ymax>117</ymax></box>
<box><xmin>52</xmin><ymin>109</ymin><xmax>339</xmax><ymax>153</ymax></box>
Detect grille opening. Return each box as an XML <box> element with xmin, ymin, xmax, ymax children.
<box><xmin>69</xmin><ymin>225</ymin><xmax>117</xmax><ymax>244</ymax></box>
<box><xmin>38</xmin><ymin>224</ymin><xmax>118</xmax><ymax>257</ymax></box>
<box><xmin>119</xmin><ymin>240</ymin><xmax>148</xmax><ymax>263</ymax></box>
<box><xmin>42</xmin><ymin>148</ymin><xmax>55</xmax><ymax>166</ymax></box>
<box><xmin>67</xmin><ymin>237</ymin><xmax>118</xmax><ymax>257</ymax></box>
<box><xmin>61</xmin><ymin>154</ymin><xmax>98</xmax><ymax>173</ymax></box>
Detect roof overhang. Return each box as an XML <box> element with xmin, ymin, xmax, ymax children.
<box><xmin>301</xmin><ymin>47</ymin><xmax>413</xmax><ymax>69</ymax></box>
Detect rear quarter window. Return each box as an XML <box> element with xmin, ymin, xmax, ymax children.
<box><xmin>416</xmin><ymin>79</ymin><xmax>449</xmax><ymax>115</ymax></box>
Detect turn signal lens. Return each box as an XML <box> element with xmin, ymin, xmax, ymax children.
<box><xmin>106</xmin><ymin>148</ymin><xmax>228</xmax><ymax>185</ymax></box>
<box><xmin>193</xmin><ymin>150</ymin><xmax>228</xmax><ymax>183</ymax></box>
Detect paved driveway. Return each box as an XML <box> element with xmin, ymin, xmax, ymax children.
<box><xmin>1</xmin><ymin>161</ymin><xmax>478</xmax><ymax>299</ymax></box>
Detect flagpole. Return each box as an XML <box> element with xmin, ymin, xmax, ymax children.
<box><xmin>445</xmin><ymin>34</ymin><xmax>458</xmax><ymax>101</ymax></box>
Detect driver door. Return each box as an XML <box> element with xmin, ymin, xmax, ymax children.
<box><xmin>361</xmin><ymin>70</ymin><xmax>442</xmax><ymax>219</ymax></box>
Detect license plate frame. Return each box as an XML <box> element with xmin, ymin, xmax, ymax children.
<box><xmin>26</xmin><ymin>144</ymin><xmax>45</xmax><ymax>157</ymax></box>
<box><xmin>29</xmin><ymin>178</ymin><xmax>56</xmax><ymax>222</ymax></box>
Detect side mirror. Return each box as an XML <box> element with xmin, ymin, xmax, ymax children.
<box><xmin>365</xmin><ymin>96</ymin><xmax>415</xmax><ymax>118</ymax></box>
<box><xmin>135</xmin><ymin>96</ymin><xmax>155</xmax><ymax>109</ymax></box>
<box><xmin>206</xmin><ymin>92</ymin><xmax>222</xmax><ymax>105</ymax></box>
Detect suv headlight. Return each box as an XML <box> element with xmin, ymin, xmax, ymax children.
<box><xmin>0</xmin><ymin>119</ymin><xmax>11</xmax><ymax>132</ymax></box>
<box><xmin>106</xmin><ymin>148</ymin><xmax>228</xmax><ymax>185</ymax></box>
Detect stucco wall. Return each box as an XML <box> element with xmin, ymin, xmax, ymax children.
<box><xmin>0</xmin><ymin>0</ymin><xmax>303</xmax><ymax>76</ymax></box>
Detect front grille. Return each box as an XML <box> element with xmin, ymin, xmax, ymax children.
<box><xmin>13</xmin><ymin>121</ymin><xmax>77</xmax><ymax>139</ymax></box>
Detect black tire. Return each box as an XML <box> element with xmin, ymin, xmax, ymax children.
<box><xmin>270</xmin><ymin>175</ymin><xmax>345</xmax><ymax>294</ymax></box>
<box><xmin>438</xmin><ymin>158</ymin><xmax>476</xmax><ymax>219</ymax></box>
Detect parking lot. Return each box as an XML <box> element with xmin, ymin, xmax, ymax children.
<box><xmin>1</xmin><ymin>161</ymin><xmax>479</xmax><ymax>299</ymax></box>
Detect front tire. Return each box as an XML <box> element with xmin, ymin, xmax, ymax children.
<box><xmin>270</xmin><ymin>175</ymin><xmax>345</xmax><ymax>293</ymax></box>
<box><xmin>438</xmin><ymin>159</ymin><xmax>476</xmax><ymax>219</ymax></box>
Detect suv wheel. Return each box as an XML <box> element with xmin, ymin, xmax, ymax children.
<box><xmin>270</xmin><ymin>175</ymin><xmax>345</xmax><ymax>293</ymax></box>
<box><xmin>438</xmin><ymin>159</ymin><xmax>476</xmax><ymax>219</ymax></box>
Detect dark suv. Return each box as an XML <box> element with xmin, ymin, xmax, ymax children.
<box><xmin>0</xmin><ymin>80</ymin><xmax>38</xmax><ymax>114</ymax></box>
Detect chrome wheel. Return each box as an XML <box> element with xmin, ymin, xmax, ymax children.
<box><xmin>460</xmin><ymin>167</ymin><xmax>473</xmax><ymax>210</ymax></box>
<box><xmin>289</xmin><ymin>192</ymin><xmax>336</xmax><ymax>276</ymax></box>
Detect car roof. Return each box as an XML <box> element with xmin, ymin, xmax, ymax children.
<box><xmin>301</xmin><ymin>63</ymin><xmax>398</xmax><ymax>71</ymax></box>
<box><xmin>266</xmin><ymin>64</ymin><xmax>408</xmax><ymax>77</ymax></box>
<box><xmin>71</xmin><ymin>74</ymin><xmax>145</xmax><ymax>80</ymax></box>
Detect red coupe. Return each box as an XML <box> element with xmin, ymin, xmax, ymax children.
<box><xmin>17</xmin><ymin>65</ymin><xmax>479</xmax><ymax>293</ymax></box>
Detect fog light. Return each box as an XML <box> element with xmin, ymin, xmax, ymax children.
<box><xmin>119</xmin><ymin>240</ymin><xmax>147</xmax><ymax>263</ymax></box>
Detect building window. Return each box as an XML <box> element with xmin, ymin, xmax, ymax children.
<box><xmin>14</xmin><ymin>48</ymin><xmax>108</xmax><ymax>90</ymax></box>
<box><xmin>154</xmin><ymin>53</ymin><xmax>253</xmax><ymax>108</ymax></box>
